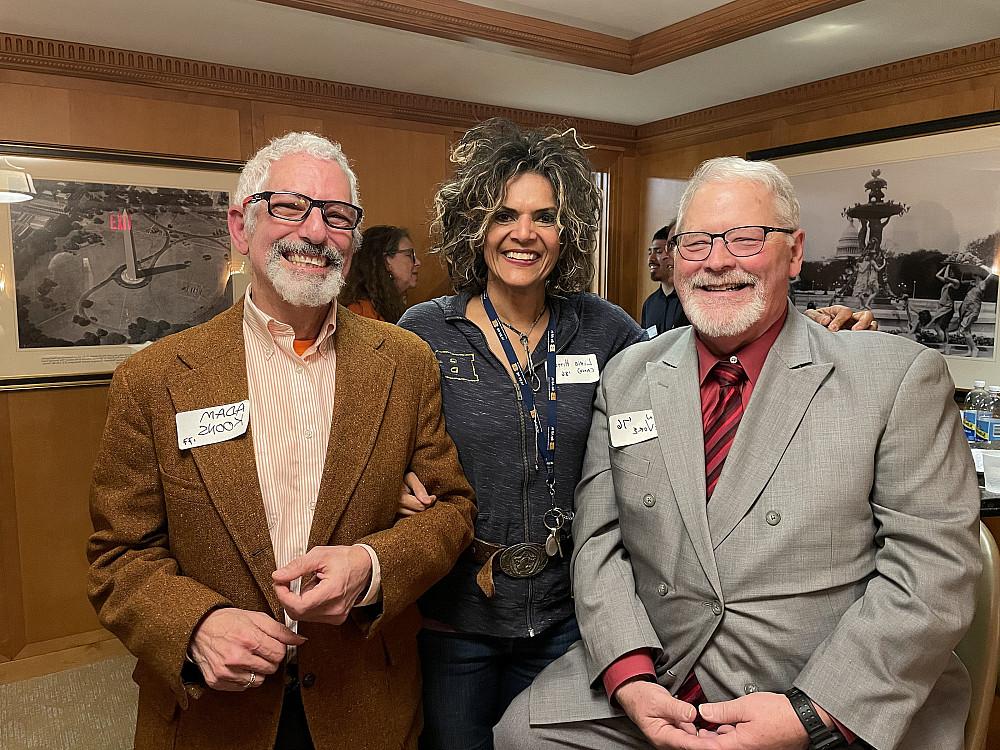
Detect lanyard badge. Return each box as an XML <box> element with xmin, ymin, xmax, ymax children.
<box><xmin>482</xmin><ymin>292</ymin><xmax>573</xmax><ymax>557</ymax></box>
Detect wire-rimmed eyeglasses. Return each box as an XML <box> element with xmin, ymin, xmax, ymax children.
<box><xmin>669</xmin><ymin>225</ymin><xmax>795</xmax><ymax>261</ymax></box>
<box><xmin>241</xmin><ymin>191</ymin><xmax>363</xmax><ymax>230</ymax></box>
<box><xmin>386</xmin><ymin>248</ymin><xmax>417</xmax><ymax>263</ymax></box>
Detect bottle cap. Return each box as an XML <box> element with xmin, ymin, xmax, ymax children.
<box><xmin>975</xmin><ymin>380</ymin><xmax>987</xmax><ymax>388</ymax></box>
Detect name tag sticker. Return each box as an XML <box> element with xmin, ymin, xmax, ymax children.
<box><xmin>556</xmin><ymin>354</ymin><xmax>600</xmax><ymax>384</ymax></box>
<box><xmin>645</xmin><ymin>325</ymin><xmax>658</xmax><ymax>339</ymax></box>
<box><xmin>176</xmin><ymin>400</ymin><xmax>250</xmax><ymax>450</ymax></box>
<box><xmin>609</xmin><ymin>409</ymin><xmax>658</xmax><ymax>448</ymax></box>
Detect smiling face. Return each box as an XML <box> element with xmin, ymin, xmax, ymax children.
<box><xmin>674</xmin><ymin>179</ymin><xmax>803</xmax><ymax>353</ymax></box>
<box><xmin>483</xmin><ymin>172</ymin><xmax>561</xmax><ymax>298</ymax></box>
<box><xmin>384</xmin><ymin>235</ymin><xmax>421</xmax><ymax>294</ymax></box>
<box><xmin>229</xmin><ymin>152</ymin><xmax>356</xmax><ymax>319</ymax></box>
<box><xmin>648</xmin><ymin>239</ymin><xmax>667</xmax><ymax>281</ymax></box>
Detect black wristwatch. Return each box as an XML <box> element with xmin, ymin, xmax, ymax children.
<box><xmin>784</xmin><ymin>687</ymin><xmax>847</xmax><ymax>750</ymax></box>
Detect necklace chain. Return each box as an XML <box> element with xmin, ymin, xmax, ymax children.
<box><xmin>497</xmin><ymin>305</ymin><xmax>546</xmax><ymax>392</ymax></box>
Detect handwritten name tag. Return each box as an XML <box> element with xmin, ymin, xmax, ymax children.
<box><xmin>556</xmin><ymin>354</ymin><xmax>600</xmax><ymax>384</ymax></box>
<box><xmin>609</xmin><ymin>409</ymin><xmax>658</xmax><ymax>448</ymax></box>
<box><xmin>176</xmin><ymin>400</ymin><xmax>249</xmax><ymax>450</ymax></box>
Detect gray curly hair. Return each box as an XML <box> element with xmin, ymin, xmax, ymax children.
<box><xmin>236</xmin><ymin>131</ymin><xmax>362</xmax><ymax>246</ymax></box>
<box><xmin>433</xmin><ymin>119</ymin><xmax>600</xmax><ymax>295</ymax></box>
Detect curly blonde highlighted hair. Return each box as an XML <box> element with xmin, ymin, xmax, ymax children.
<box><xmin>433</xmin><ymin>119</ymin><xmax>600</xmax><ymax>294</ymax></box>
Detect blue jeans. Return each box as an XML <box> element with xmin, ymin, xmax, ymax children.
<box><xmin>418</xmin><ymin>617</ymin><xmax>581</xmax><ymax>750</ymax></box>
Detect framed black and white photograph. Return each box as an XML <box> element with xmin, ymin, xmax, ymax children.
<box><xmin>749</xmin><ymin>111</ymin><xmax>1000</xmax><ymax>387</ymax></box>
<box><xmin>0</xmin><ymin>143</ymin><xmax>248</xmax><ymax>390</ymax></box>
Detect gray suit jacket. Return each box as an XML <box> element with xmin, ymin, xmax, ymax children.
<box><xmin>528</xmin><ymin>306</ymin><xmax>980</xmax><ymax>750</ymax></box>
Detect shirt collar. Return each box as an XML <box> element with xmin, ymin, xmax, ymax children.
<box><xmin>243</xmin><ymin>284</ymin><xmax>338</xmax><ymax>357</ymax></box>
<box><xmin>695</xmin><ymin>308</ymin><xmax>787</xmax><ymax>388</ymax></box>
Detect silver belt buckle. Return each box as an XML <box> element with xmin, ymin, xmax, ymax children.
<box><xmin>498</xmin><ymin>542</ymin><xmax>548</xmax><ymax>578</ymax></box>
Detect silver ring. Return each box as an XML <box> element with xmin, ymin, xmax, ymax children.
<box><xmin>245</xmin><ymin>672</ymin><xmax>257</xmax><ymax>688</ymax></box>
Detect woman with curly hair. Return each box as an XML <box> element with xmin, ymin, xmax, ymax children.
<box><xmin>342</xmin><ymin>224</ymin><xmax>421</xmax><ymax>322</ymax></box>
<box><xmin>397</xmin><ymin>118</ymin><xmax>646</xmax><ymax>749</ymax></box>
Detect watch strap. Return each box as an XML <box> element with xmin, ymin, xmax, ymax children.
<box><xmin>784</xmin><ymin>687</ymin><xmax>846</xmax><ymax>750</ymax></box>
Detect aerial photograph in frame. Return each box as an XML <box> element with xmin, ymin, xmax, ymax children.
<box><xmin>0</xmin><ymin>146</ymin><xmax>244</xmax><ymax>389</ymax></box>
<box><xmin>11</xmin><ymin>180</ymin><xmax>233</xmax><ymax>349</ymax></box>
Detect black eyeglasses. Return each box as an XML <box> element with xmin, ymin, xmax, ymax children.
<box><xmin>669</xmin><ymin>225</ymin><xmax>795</xmax><ymax>261</ymax></box>
<box><xmin>242</xmin><ymin>191</ymin><xmax>363</xmax><ymax>230</ymax></box>
<box><xmin>386</xmin><ymin>248</ymin><xmax>417</xmax><ymax>263</ymax></box>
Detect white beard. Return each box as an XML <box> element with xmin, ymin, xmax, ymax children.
<box><xmin>678</xmin><ymin>269</ymin><xmax>766</xmax><ymax>339</ymax></box>
<box><xmin>263</xmin><ymin>239</ymin><xmax>345</xmax><ymax>308</ymax></box>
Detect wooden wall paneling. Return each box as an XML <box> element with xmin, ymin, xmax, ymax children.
<box><xmin>0</xmin><ymin>69</ymin><xmax>251</xmax><ymax>160</ymax></box>
<box><xmin>328</xmin><ymin>119</ymin><xmax>452</xmax><ymax>303</ymax></box>
<box><xmin>8</xmin><ymin>386</ymin><xmax>109</xmax><ymax>647</ymax></box>
<box><xmin>0</xmin><ymin>79</ymin><xmax>73</xmax><ymax>146</ymax></box>
<box><xmin>0</xmin><ymin>33</ymin><xmax>636</xmax><ymax>150</ymax></box>
<box><xmin>0</xmin><ymin>392</ymin><xmax>25</xmax><ymax>663</ymax></box>
<box><xmin>256</xmin><ymin>104</ymin><xmax>455</xmax><ymax>303</ymax></box>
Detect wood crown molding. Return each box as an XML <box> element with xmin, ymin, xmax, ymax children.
<box><xmin>258</xmin><ymin>0</ymin><xmax>863</xmax><ymax>74</ymax></box>
<box><xmin>635</xmin><ymin>37</ymin><xmax>1000</xmax><ymax>148</ymax></box>
<box><xmin>0</xmin><ymin>33</ymin><xmax>636</xmax><ymax>148</ymax></box>
<box><xmin>262</xmin><ymin>0</ymin><xmax>632</xmax><ymax>73</ymax></box>
<box><xmin>631</xmin><ymin>0</ymin><xmax>860</xmax><ymax>72</ymax></box>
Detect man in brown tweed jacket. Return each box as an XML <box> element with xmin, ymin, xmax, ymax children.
<box><xmin>87</xmin><ymin>132</ymin><xmax>475</xmax><ymax>750</ymax></box>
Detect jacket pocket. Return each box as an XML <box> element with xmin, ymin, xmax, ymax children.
<box><xmin>610</xmin><ymin>449</ymin><xmax>651</xmax><ymax>478</ymax></box>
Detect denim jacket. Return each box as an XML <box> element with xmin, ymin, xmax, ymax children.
<box><xmin>398</xmin><ymin>291</ymin><xmax>645</xmax><ymax>637</ymax></box>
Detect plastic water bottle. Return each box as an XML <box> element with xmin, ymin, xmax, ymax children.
<box><xmin>976</xmin><ymin>386</ymin><xmax>1000</xmax><ymax>446</ymax></box>
<box><xmin>964</xmin><ymin>380</ymin><xmax>987</xmax><ymax>443</ymax></box>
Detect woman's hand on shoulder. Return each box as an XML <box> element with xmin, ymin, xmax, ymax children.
<box><xmin>398</xmin><ymin>471</ymin><xmax>437</xmax><ymax>516</ymax></box>
<box><xmin>806</xmin><ymin>305</ymin><xmax>878</xmax><ymax>332</ymax></box>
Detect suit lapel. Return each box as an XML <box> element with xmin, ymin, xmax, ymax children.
<box><xmin>649</xmin><ymin>330</ymin><xmax>723</xmax><ymax>599</ymax></box>
<box><xmin>707</xmin><ymin>309</ymin><xmax>833</xmax><ymax>548</ymax></box>
<box><xmin>166</xmin><ymin>303</ymin><xmax>280</xmax><ymax>615</ymax></box>
<box><xmin>308</xmin><ymin>308</ymin><xmax>394</xmax><ymax>549</ymax></box>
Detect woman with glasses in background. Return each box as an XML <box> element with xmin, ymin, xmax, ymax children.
<box><xmin>343</xmin><ymin>224</ymin><xmax>422</xmax><ymax>322</ymax></box>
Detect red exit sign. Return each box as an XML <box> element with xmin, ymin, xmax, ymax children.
<box><xmin>108</xmin><ymin>211</ymin><xmax>132</xmax><ymax>231</ymax></box>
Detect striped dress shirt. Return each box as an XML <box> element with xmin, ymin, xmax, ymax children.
<box><xmin>243</xmin><ymin>289</ymin><xmax>379</xmax><ymax>634</ymax></box>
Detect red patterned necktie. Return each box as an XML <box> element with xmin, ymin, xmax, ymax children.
<box><xmin>702</xmin><ymin>360</ymin><xmax>747</xmax><ymax>501</ymax></box>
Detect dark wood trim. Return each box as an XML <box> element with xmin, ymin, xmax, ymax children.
<box><xmin>259</xmin><ymin>0</ymin><xmax>863</xmax><ymax>74</ymax></box>
<box><xmin>747</xmin><ymin>109</ymin><xmax>1000</xmax><ymax>160</ymax></box>
<box><xmin>630</xmin><ymin>0</ymin><xmax>862</xmax><ymax>73</ymax></box>
<box><xmin>260</xmin><ymin>0</ymin><xmax>632</xmax><ymax>73</ymax></box>
<box><xmin>636</xmin><ymin>38</ymin><xmax>1000</xmax><ymax>148</ymax></box>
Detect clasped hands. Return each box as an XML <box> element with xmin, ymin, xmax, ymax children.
<box><xmin>614</xmin><ymin>679</ymin><xmax>813</xmax><ymax>750</ymax></box>
<box><xmin>188</xmin><ymin>544</ymin><xmax>372</xmax><ymax>691</ymax></box>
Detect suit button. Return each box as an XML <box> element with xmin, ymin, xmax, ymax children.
<box><xmin>642</xmin><ymin>494</ymin><xmax>656</xmax><ymax>507</ymax></box>
<box><xmin>765</xmin><ymin>510</ymin><xmax>781</xmax><ymax>526</ymax></box>
<box><xmin>657</xmin><ymin>583</ymin><xmax>668</xmax><ymax>596</ymax></box>
<box><xmin>711</xmin><ymin>601</ymin><xmax>723</xmax><ymax>616</ymax></box>
<box><xmin>744</xmin><ymin>682</ymin><xmax>758</xmax><ymax>694</ymax></box>
<box><xmin>301</xmin><ymin>672</ymin><xmax>316</xmax><ymax>688</ymax></box>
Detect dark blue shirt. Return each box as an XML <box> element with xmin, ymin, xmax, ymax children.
<box><xmin>641</xmin><ymin>286</ymin><xmax>689</xmax><ymax>336</ymax></box>
<box><xmin>398</xmin><ymin>292</ymin><xmax>645</xmax><ymax>637</ymax></box>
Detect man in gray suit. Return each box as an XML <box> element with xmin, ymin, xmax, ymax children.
<box><xmin>495</xmin><ymin>157</ymin><xmax>980</xmax><ymax>750</ymax></box>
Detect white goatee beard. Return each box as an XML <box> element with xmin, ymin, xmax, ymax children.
<box><xmin>678</xmin><ymin>269</ymin><xmax>766</xmax><ymax>339</ymax></box>
<box><xmin>263</xmin><ymin>240</ymin><xmax>345</xmax><ymax>308</ymax></box>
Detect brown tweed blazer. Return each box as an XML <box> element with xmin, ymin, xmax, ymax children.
<box><xmin>87</xmin><ymin>301</ymin><xmax>475</xmax><ymax>750</ymax></box>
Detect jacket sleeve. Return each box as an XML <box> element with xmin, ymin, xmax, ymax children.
<box><xmin>87</xmin><ymin>365</ymin><xmax>230</xmax><ymax>707</ymax></box>
<box><xmin>570</xmin><ymin>369</ymin><xmax>663</xmax><ymax>686</ymax></box>
<box><xmin>794</xmin><ymin>347</ymin><xmax>980</xmax><ymax>749</ymax></box>
<box><xmin>357</xmin><ymin>344</ymin><xmax>476</xmax><ymax>632</ymax></box>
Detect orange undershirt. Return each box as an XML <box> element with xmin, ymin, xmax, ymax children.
<box><xmin>293</xmin><ymin>339</ymin><xmax>315</xmax><ymax>356</ymax></box>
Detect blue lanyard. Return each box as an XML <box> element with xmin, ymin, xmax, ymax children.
<box><xmin>482</xmin><ymin>291</ymin><xmax>557</xmax><ymax>501</ymax></box>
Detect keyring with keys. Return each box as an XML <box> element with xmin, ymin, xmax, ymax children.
<box><xmin>543</xmin><ymin>507</ymin><xmax>574</xmax><ymax>558</ymax></box>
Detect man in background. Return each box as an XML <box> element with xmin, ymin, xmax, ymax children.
<box><xmin>641</xmin><ymin>222</ymin><xmax>689</xmax><ymax>337</ymax></box>
<box><xmin>88</xmin><ymin>131</ymin><xmax>475</xmax><ymax>750</ymax></box>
